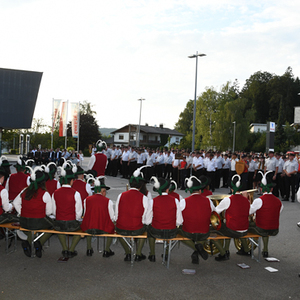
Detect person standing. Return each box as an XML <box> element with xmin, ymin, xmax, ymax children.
<box><xmin>283</xmin><ymin>152</ymin><xmax>298</xmax><ymax>202</ymax></box>
<box><xmin>88</xmin><ymin>140</ymin><xmax>108</xmax><ymax>177</ymax></box>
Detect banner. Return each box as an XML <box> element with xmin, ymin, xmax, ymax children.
<box><xmin>59</xmin><ymin>101</ymin><xmax>67</xmax><ymax>137</ymax></box>
<box><xmin>70</xmin><ymin>102</ymin><xmax>79</xmax><ymax>138</ymax></box>
<box><xmin>52</xmin><ymin>99</ymin><xmax>61</xmax><ymax>133</ymax></box>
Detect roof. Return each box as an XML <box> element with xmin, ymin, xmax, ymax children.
<box><xmin>111</xmin><ymin>124</ymin><xmax>184</xmax><ymax>136</ymax></box>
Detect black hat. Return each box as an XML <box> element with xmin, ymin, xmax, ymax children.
<box><xmin>76</xmin><ymin>166</ymin><xmax>85</xmax><ymax>175</ymax></box>
<box><xmin>199</xmin><ymin>175</ymin><xmax>211</xmax><ymax>189</ymax></box>
<box><xmin>230</xmin><ymin>174</ymin><xmax>243</xmax><ymax>194</ymax></box>
<box><xmin>129</xmin><ymin>166</ymin><xmax>150</xmax><ymax>185</ymax></box>
<box><xmin>151</xmin><ymin>177</ymin><xmax>170</xmax><ymax>195</ymax></box>
<box><xmin>26</xmin><ymin>166</ymin><xmax>47</xmax><ymax>190</ymax></box>
<box><xmin>14</xmin><ymin>156</ymin><xmax>26</xmax><ymax>170</ymax></box>
<box><xmin>0</xmin><ymin>167</ymin><xmax>6</xmax><ymax>177</ymax></box>
<box><xmin>257</xmin><ymin>171</ymin><xmax>276</xmax><ymax>193</ymax></box>
<box><xmin>0</xmin><ymin>156</ymin><xmax>11</xmax><ymax>168</ymax></box>
<box><xmin>185</xmin><ymin>176</ymin><xmax>207</xmax><ymax>193</ymax></box>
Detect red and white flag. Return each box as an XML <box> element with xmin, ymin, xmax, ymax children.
<box><xmin>59</xmin><ymin>101</ymin><xmax>67</xmax><ymax>137</ymax></box>
<box><xmin>52</xmin><ymin>99</ymin><xmax>61</xmax><ymax>133</ymax></box>
<box><xmin>70</xmin><ymin>102</ymin><xmax>79</xmax><ymax>138</ymax></box>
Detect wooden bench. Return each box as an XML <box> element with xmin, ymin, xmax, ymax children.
<box><xmin>0</xmin><ymin>223</ymin><xmax>262</xmax><ymax>268</ymax></box>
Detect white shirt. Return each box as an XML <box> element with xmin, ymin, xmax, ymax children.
<box><xmin>223</xmin><ymin>158</ymin><xmax>231</xmax><ymax>169</ymax></box>
<box><xmin>206</xmin><ymin>159</ymin><xmax>216</xmax><ymax>172</ymax></box>
<box><xmin>230</xmin><ymin>158</ymin><xmax>238</xmax><ymax>171</ymax></box>
<box><xmin>283</xmin><ymin>159</ymin><xmax>298</xmax><ymax>174</ymax></box>
<box><xmin>248</xmin><ymin>160</ymin><xmax>258</xmax><ymax>172</ymax></box>
<box><xmin>265</xmin><ymin>156</ymin><xmax>276</xmax><ymax>172</ymax></box>
<box><xmin>1</xmin><ymin>187</ymin><xmax>12</xmax><ymax>212</ymax></box>
<box><xmin>215</xmin><ymin>156</ymin><xmax>223</xmax><ymax>169</ymax></box>
<box><xmin>250</xmin><ymin>193</ymin><xmax>283</xmax><ymax>215</ymax></box>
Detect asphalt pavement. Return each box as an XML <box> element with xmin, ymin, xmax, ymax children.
<box><xmin>0</xmin><ymin>155</ymin><xmax>300</xmax><ymax>300</ymax></box>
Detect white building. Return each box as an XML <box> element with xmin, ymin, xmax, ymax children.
<box><xmin>249</xmin><ymin>123</ymin><xmax>267</xmax><ymax>133</ymax></box>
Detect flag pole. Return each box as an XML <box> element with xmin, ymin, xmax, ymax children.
<box><xmin>77</xmin><ymin>101</ymin><xmax>80</xmax><ymax>153</ymax></box>
<box><xmin>51</xmin><ymin>98</ymin><xmax>54</xmax><ymax>150</ymax></box>
<box><xmin>65</xmin><ymin>100</ymin><xmax>68</xmax><ymax>149</ymax></box>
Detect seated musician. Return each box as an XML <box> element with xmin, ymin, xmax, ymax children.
<box><xmin>52</xmin><ymin>165</ymin><xmax>83</xmax><ymax>258</ymax></box>
<box><xmin>180</xmin><ymin>176</ymin><xmax>215</xmax><ymax>264</ymax></box>
<box><xmin>147</xmin><ymin>177</ymin><xmax>183</xmax><ymax>262</ymax></box>
<box><xmin>240</xmin><ymin>171</ymin><xmax>283</xmax><ymax>258</ymax></box>
<box><xmin>115</xmin><ymin>167</ymin><xmax>150</xmax><ymax>262</ymax></box>
<box><xmin>13</xmin><ymin>166</ymin><xmax>53</xmax><ymax>258</ymax></box>
<box><xmin>81</xmin><ymin>177</ymin><xmax>115</xmax><ymax>258</ymax></box>
<box><xmin>199</xmin><ymin>175</ymin><xmax>213</xmax><ymax>198</ymax></box>
<box><xmin>0</xmin><ymin>167</ymin><xmax>15</xmax><ymax>224</ymax></box>
<box><xmin>213</xmin><ymin>175</ymin><xmax>250</xmax><ymax>261</ymax></box>
<box><xmin>44</xmin><ymin>162</ymin><xmax>61</xmax><ymax>197</ymax></box>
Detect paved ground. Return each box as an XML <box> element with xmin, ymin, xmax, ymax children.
<box><xmin>1</xmin><ymin>155</ymin><xmax>300</xmax><ymax>300</ymax></box>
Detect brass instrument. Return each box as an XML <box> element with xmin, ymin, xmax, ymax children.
<box><xmin>207</xmin><ymin>194</ymin><xmax>229</xmax><ymax>230</ymax></box>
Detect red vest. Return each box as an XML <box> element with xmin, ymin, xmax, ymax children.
<box><xmin>201</xmin><ymin>189</ymin><xmax>213</xmax><ymax>198</ymax></box>
<box><xmin>0</xmin><ymin>185</ymin><xmax>4</xmax><ymax>215</ymax></box>
<box><xmin>225</xmin><ymin>194</ymin><xmax>250</xmax><ymax>231</ymax></box>
<box><xmin>72</xmin><ymin>180</ymin><xmax>89</xmax><ymax>207</ymax></box>
<box><xmin>8</xmin><ymin>172</ymin><xmax>29</xmax><ymax>200</ymax></box>
<box><xmin>81</xmin><ymin>194</ymin><xmax>115</xmax><ymax>233</ymax></box>
<box><xmin>152</xmin><ymin>194</ymin><xmax>176</xmax><ymax>230</ymax></box>
<box><xmin>21</xmin><ymin>189</ymin><xmax>47</xmax><ymax>219</ymax></box>
<box><xmin>182</xmin><ymin>194</ymin><xmax>211</xmax><ymax>233</ymax></box>
<box><xmin>53</xmin><ymin>187</ymin><xmax>77</xmax><ymax>221</ymax></box>
<box><xmin>168</xmin><ymin>191</ymin><xmax>180</xmax><ymax>201</ymax></box>
<box><xmin>92</xmin><ymin>153</ymin><xmax>107</xmax><ymax>176</ymax></box>
<box><xmin>255</xmin><ymin>194</ymin><xmax>281</xmax><ymax>230</ymax></box>
<box><xmin>116</xmin><ymin>189</ymin><xmax>144</xmax><ymax>231</ymax></box>
<box><xmin>46</xmin><ymin>179</ymin><xmax>59</xmax><ymax>196</ymax></box>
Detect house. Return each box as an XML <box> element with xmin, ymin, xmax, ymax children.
<box><xmin>249</xmin><ymin>123</ymin><xmax>267</xmax><ymax>133</ymax></box>
<box><xmin>110</xmin><ymin>124</ymin><xmax>184</xmax><ymax>147</ymax></box>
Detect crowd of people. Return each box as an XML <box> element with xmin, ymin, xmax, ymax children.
<box><xmin>0</xmin><ymin>139</ymin><xmax>290</xmax><ymax>265</ymax></box>
<box><xmin>27</xmin><ymin>148</ymin><xmax>84</xmax><ymax>166</ymax></box>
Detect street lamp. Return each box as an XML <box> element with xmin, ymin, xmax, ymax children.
<box><xmin>233</xmin><ymin>121</ymin><xmax>236</xmax><ymax>152</ymax></box>
<box><xmin>189</xmin><ymin>52</ymin><xmax>206</xmax><ymax>152</ymax></box>
<box><xmin>137</xmin><ymin>98</ymin><xmax>145</xmax><ymax>147</ymax></box>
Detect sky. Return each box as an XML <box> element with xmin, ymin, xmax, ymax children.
<box><xmin>1</xmin><ymin>0</ymin><xmax>300</xmax><ymax>131</ymax></box>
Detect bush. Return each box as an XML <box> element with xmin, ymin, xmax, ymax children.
<box><xmin>83</xmin><ymin>148</ymin><xmax>91</xmax><ymax>157</ymax></box>
<box><xmin>10</xmin><ymin>149</ymin><xmax>18</xmax><ymax>154</ymax></box>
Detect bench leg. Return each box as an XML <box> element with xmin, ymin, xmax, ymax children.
<box><xmin>31</xmin><ymin>231</ymin><xmax>35</xmax><ymax>258</ymax></box>
<box><xmin>4</xmin><ymin>228</ymin><xmax>16</xmax><ymax>254</ymax></box>
<box><xmin>167</xmin><ymin>240</ymin><xmax>171</xmax><ymax>269</ymax></box>
<box><xmin>249</xmin><ymin>237</ymin><xmax>261</xmax><ymax>263</ymax></box>
<box><xmin>130</xmin><ymin>238</ymin><xmax>134</xmax><ymax>266</ymax></box>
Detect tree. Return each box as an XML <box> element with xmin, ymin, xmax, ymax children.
<box><xmin>80</xmin><ymin>100</ymin><xmax>96</xmax><ymax>116</ymax></box>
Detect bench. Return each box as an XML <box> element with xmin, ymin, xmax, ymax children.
<box><xmin>0</xmin><ymin>223</ymin><xmax>262</xmax><ymax>268</ymax></box>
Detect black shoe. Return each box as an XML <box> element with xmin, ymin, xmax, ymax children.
<box><xmin>22</xmin><ymin>241</ymin><xmax>31</xmax><ymax>258</ymax></box>
<box><xmin>86</xmin><ymin>249</ymin><xmax>94</xmax><ymax>257</ymax></box>
<box><xmin>291</xmin><ymin>199</ymin><xmax>295</xmax><ymax>202</ymax></box>
<box><xmin>62</xmin><ymin>250</ymin><xmax>69</xmax><ymax>258</ymax></box>
<box><xmin>103</xmin><ymin>249</ymin><xmax>114</xmax><ymax>258</ymax></box>
<box><xmin>124</xmin><ymin>254</ymin><xmax>131</xmax><ymax>261</ymax></box>
<box><xmin>68</xmin><ymin>251</ymin><xmax>78</xmax><ymax>258</ymax></box>
<box><xmin>225</xmin><ymin>250</ymin><xmax>230</xmax><ymax>258</ymax></box>
<box><xmin>195</xmin><ymin>243</ymin><xmax>208</xmax><ymax>260</ymax></box>
<box><xmin>148</xmin><ymin>255</ymin><xmax>156</xmax><ymax>262</ymax></box>
<box><xmin>236</xmin><ymin>248</ymin><xmax>251</xmax><ymax>256</ymax></box>
<box><xmin>34</xmin><ymin>241</ymin><xmax>43</xmax><ymax>258</ymax></box>
<box><xmin>135</xmin><ymin>254</ymin><xmax>146</xmax><ymax>261</ymax></box>
<box><xmin>191</xmin><ymin>251</ymin><xmax>199</xmax><ymax>264</ymax></box>
<box><xmin>215</xmin><ymin>254</ymin><xmax>229</xmax><ymax>261</ymax></box>
<box><xmin>262</xmin><ymin>251</ymin><xmax>268</xmax><ymax>258</ymax></box>
<box><xmin>161</xmin><ymin>254</ymin><xmax>168</xmax><ymax>260</ymax></box>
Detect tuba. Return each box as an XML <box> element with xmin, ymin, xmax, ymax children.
<box><xmin>207</xmin><ymin>194</ymin><xmax>229</xmax><ymax>230</ymax></box>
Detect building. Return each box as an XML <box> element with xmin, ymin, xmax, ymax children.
<box><xmin>249</xmin><ymin>123</ymin><xmax>267</xmax><ymax>133</ymax></box>
<box><xmin>110</xmin><ymin>124</ymin><xmax>184</xmax><ymax>147</ymax></box>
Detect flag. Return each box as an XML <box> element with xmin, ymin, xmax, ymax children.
<box><xmin>52</xmin><ymin>99</ymin><xmax>61</xmax><ymax>133</ymax></box>
<box><xmin>59</xmin><ymin>101</ymin><xmax>67</xmax><ymax>137</ymax></box>
<box><xmin>70</xmin><ymin>102</ymin><xmax>79</xmax><ymax>138</ymax></box>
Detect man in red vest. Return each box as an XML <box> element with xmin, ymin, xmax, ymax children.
<box><xmin>88</xmin><ymin>140</ymin><xmax>108</xmax><ymax>177</ymax></box>
<box><xmin>147</xmin><ymin>177</ymin><xmax>183</xmax><ymax>262</ymax></box>
<box><xmin>6</xmin><ymin>156</ymin><xmax>30</xmax><ymax>201</ymax></box>
<box><xmin>53</xmin><ymin>167</ymin><xmax>83</xmax><ymax>258</ymax></box>
<box><xmin>241</xmin><ymin>171</ymin><xmax>283</xmax><ymax>257</ymax></box>
<box><xmin>180</xmin><ymin>175</ymin><xmax>215</xmax><ymax>264</ymax></box>
<box><xmin>115</xmin><ymin>168</ymin><xmax>150</xmax><ymax>262</ymax></box>
<box><xmin>72</xmin><ymin>166</ymin><xmax>92</xmax><ymax>210</ymax></box>
<box><xmin>213</xmin><ymin>174</ymin><xmax>250</xmax><ymax>261</ymax></box>
<box><xmin>81</xmin><ymin>180</ymin><xmax>115</xmax><ymax>257</ymax></box>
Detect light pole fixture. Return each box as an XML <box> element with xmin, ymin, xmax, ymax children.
<box><xmin>189</xmin><ymin>52</ymin><xmax>206</xmax><ymax>152</ymax></box>
<box><xmin>233</xmin><ymin>121</ymin><xmax>236</xmax><ymax>152</ymax></box>
<box><xmin>137</xmin><ymin>98</ymin><xmax>145</xmax><ymax>147</ymax></box>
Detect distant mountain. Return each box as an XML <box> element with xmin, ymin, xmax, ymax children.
<box><xmin>99</xmin><ymin>127</ymin><xmax>117</xmax><ymax>137</ymax></box>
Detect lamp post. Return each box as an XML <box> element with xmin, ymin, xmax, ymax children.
<box><xmin>233</xmin><ymin>121</ymin><xmax>236</xmax><ymax>152</ymax></box>
<box><xmin>137</xmin><ymin>98</ymin><xmax>145</xmax><ymax>147</ymax></box>
<box><xmin>188</xmin><ymin>52</ymin><xmax>206</xmax><ymax>152</ymax></box>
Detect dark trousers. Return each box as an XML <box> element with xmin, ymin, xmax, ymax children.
<box><xmin>122</xmin><ymin>161</ymin><xmax>129</xmax><ymax>178</ymax></box>
<box><xmin>164</xmin><ymin>164</ymin><xmax>172</xmax><ymax>179</ymax></box>
<box><xmin>111</xmin><ymin>159</ymin><xmax>118</xmax><ymax>177</ymax></box>
<box><xmin>285</xmin><ymin>174</ymin><xmax>296</xmax><ymax>201</ymax></box>
<box><xmin>222</xmin><ymin>169</ymin><xmax>229</xmax><ymax>187</ymax></box>
<box><xmin>215</xmin><ymin>169</ymin><xmax>222</xmax><ymax>188</ymax></box>
<box><xmin>180</xmin><ymin>169</ymin><xmax>188</xmax><ymax>189</ymax></box>
<box><xmin>247</xmin><ymin>172</ymin><xmax>255</xmax><ymax>190</ymax></box>
<box><xmin>129</xmin><ymin>161</ymin><xmax>137</xmax><ymax>177</ymax></box>
<box><xmin>206</xmin><ymin>171</ymin><xmax>215</xmax><ymax>192</ymax></box>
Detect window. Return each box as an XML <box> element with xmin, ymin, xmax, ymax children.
<box><xmin>119</xmin><ymin>134</ymin><xmax>124</xmax><ymax>140</ymax></box>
